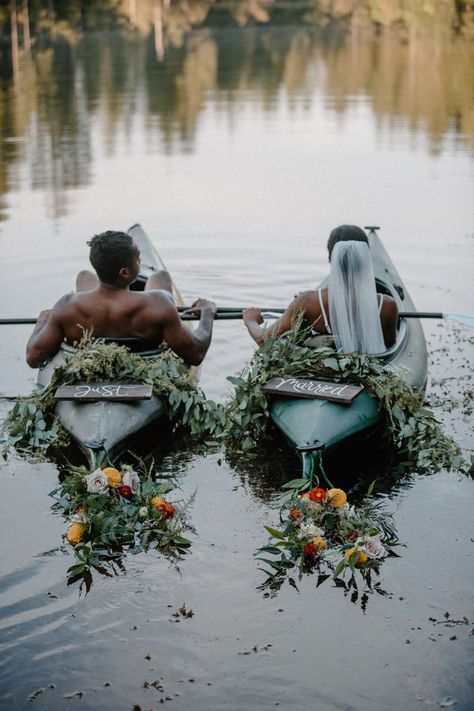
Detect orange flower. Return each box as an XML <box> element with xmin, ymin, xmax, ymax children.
<box><xmin>327</xmin><ymin>488</ymin><xmax>347</xmax><ymax>508</ymax></box>
<box><xmin>76</xmin><ymin>504</ymin><xmax>88</xmax><ymax>514</ymax></box>
<box><xmin>66</xmin><ymin>522</ymin><xmax>86</xmax><ymax>545</ymax></box>
<box><xmin>289</xmin><ymin>508</ymin><xmax>303</xmax><ymax>521</ymax></box>
<box><xmin>310</xmin><ymin>535</ymin><xmax>326</xmax><ymax>552</ymax></box>
<box><xmin>151</xmin><ymin>496</ymin><xmax>175</xmax><ymax>520</ymax></box>
<box><xmin>103</xmin><ymin>467</ymin><xmax>122</xmax><ymax>487</ymax></box>
<box><xmin>344</xmin><ymin>547</ymin><xmax>368</xmax><ymax>566</ymax></box>
<box><xmin>309</xmin><ymin>487</ymin><xmax>326</xmax><ymax>502</ymax></box>
<box><xmin>160</xmin><ymin>502</ymin><xmax>176</xmax><ymax>520</ymax></box>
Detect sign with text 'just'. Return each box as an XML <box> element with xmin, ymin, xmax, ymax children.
<box><xmin>54</xmin><ymin>383</ymin><xmax>153</xmax><ymax>402</ymax></box>
<box><xmin>263</xmin><ymin>377</ymin><xmax>363</xmax><ymax>404</ymax></box>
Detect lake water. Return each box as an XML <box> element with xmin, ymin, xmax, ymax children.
<box><xmin>1</xmin><ymin>19</ymin><xmax>473</xmax><ymax>711</ymax></box>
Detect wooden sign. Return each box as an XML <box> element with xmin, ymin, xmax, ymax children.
<box><xmin>54</xmin><ymin>383</ymin><xmax>153</xmax><ymax>402</ymax></box>
<box><xmin>263</xmin><ymin>377</ymin><xmax>363</xmax><ymax>405</ymax></box>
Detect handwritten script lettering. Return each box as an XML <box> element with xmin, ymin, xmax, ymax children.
<box><xmin>262</xmin><ymin>377</ymin><xmax>363</xmax><ymax>404</ymax></box>
<box><xmin>54</xmin><ymin>383</ymin><xmax>153</xmax><ymax>401</ymax></box>
<box><xmin>74</xmin><ymin>384</ymin><xmax>128</xmax><ymax>398</ymax></box>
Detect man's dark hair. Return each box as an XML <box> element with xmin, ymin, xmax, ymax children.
<box><xmin>88</xmin><ymin>231</ymin><xmax>135</xmax><ymax>284</ymax></box>
<box><xmin>327</xmin><ymin>225</ymin><xmax>369</xmax><ymax>259</ymax></box>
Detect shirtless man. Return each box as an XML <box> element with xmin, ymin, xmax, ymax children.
<box><xmin>26</xmin><ymin>230</ymin><xmax>216</xmax><ymax>368</ymax></box>
<box><xmin>243</xmin><ymin>225</ymin><xmax>398</xmax><ymax>352</ymax></box>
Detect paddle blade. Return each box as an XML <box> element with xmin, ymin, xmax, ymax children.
<box><xmin>443</xmin><ymin>312</ymin><xmax>474</xmax><ymax>328</ymax></box>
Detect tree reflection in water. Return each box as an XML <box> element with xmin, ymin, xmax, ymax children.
<box><xmin>1</xmin><ymin>2</ymin><xmax>473</xmax><ymax>220</ymax></box>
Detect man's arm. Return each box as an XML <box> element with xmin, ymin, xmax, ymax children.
<box><xmin>26</xmin><ymin>304</ymin><xmax>67</xmax><ymax>368</ymax></box>
<box><xmin>161</xmin><ymin>298</ymin><xmax>216</xmax><ymax>366</ymax></box>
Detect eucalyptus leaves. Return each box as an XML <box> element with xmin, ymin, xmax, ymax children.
<box><xmin>2</xmin><ymin>334</ymin><xmax>222</xmax><ymax>457</ymax></box>
<box><xmin>224</xmin><ymin>325</ymin><xmax>464</xmax><ymax>472</ymax></box>
<box><xmin>2</xmin><ymin>326</ymin><xmax>464</xmax><ymax>474</ymax></box>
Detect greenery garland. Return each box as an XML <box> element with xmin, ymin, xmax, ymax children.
<box><xmin>2</xmin><ymin>334</ymin><xmax>223</xmax><ymax>457</ymax></box>
<box><xmin>223</xmin><ymin>321</ymin><xmax>464</xmax><ymax>473</ymax></box>
<box><xmin>2</xmin><ymin>325</ymin><xmax>464</xmax><ymax>474</ymax></box>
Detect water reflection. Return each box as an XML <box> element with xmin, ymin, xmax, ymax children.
<box><xmin>1</xmin><ymin>18</ymin><xmax>473</xmax><ymax>220</ymax></box>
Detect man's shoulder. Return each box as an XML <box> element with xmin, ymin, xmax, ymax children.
<box><xmin>51</xmin><ymin>291</ymin><xmax>76</xmax><ymax>314</ymax></box>
<box><xmin>142</xmin><ymin>289</ymin><xmax>177</xmax><ymax>309</ymax></box>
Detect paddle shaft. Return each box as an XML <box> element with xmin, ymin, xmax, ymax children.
<box><xmin>204</xmin><ymin>308</ymin><xmax>445</xmax><ymax>319</ymax></box>
<box><xmin>0</xmin><ymin>311</ymin><xmax>453</xmax><ymax>325</ymax></box>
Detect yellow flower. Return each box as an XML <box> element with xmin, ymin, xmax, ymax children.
<box><xmin>103</xmin><ymin>467</ymin><xmax>122</xmax><ymax>487</ymax></box>
<box><xmin>66</xmin><ymin>522</ymin><xmax>86</xmax><ymax>545</ymax></box>
<box><xmin>310</xmin><ymin>535</ymin><xmax>326</xmax><ymax>552</ymax></box>
<box><xmin>344</xmin><ymin>547</ymin><xmax>368</xmax><ymax>566</ymax></box>
<box><xmin>150</xmin><ymin>495</ymin><xmax>166</xmax><ymax>508</ymax></box>
<box><xmin>327</xmin><ymin>488</ymin><xmax>347</xmax><ymax>508</ymax></box>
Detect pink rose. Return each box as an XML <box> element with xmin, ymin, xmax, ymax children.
<box><xmin>122</xmin><ymin>469</ymin><xmax>140</xmax><ymax>494</ymax></box>
<box><xmin>86</xmin><ymin>468</ymin><xmax>108</xmax><ymax>493</ymax></box>
<box><xmin>358</xmin><ymin>536</ymin><xmax>387</xmax><ymax>560</ymax></box>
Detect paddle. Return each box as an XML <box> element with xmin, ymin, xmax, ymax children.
<box><xmin>1</xmin><ymin>311</ymin><xmax>473</xmax><ymax>326</ymax></box>
<box><xmin>210</xmin><ymin>308</ymin><xmax>474</xmax><ymax>327</ymax></box>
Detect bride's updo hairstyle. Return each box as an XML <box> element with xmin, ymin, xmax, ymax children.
<box><xmin>327</xmin><ymin>224</ymin><xmax>368</xmax><ymax>260</ymax></box>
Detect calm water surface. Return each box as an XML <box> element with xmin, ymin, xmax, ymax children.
<box><xmin>1</xmin><ymin>23</ymin><xmax>473</xmax><ymax>710</ymax></box>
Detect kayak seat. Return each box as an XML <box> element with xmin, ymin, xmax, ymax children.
<box><xmin>100</xmin><ymin>336</ymin><xmax>165</xmax><ymax>357</ymax></box>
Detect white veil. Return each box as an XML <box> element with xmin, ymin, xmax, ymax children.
<box><xmin>328</xmin><ymin>241</ymin><xmax>386</xmax><ymax>354</ymax></box>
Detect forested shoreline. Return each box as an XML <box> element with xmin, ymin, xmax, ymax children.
<box><xmin>1</xmin><ymin>0</ymin><xmax>474</xmax><ymax>50</ymax></box>
<box><xmin>1</xmin><ymin>0</ymin><xmax>473</xmax><ymax>223</ymax></box>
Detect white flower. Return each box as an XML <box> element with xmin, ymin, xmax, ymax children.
<box><xmin>85</xmin><ymin>468</ymin><xmax>108</xmax><ymax>493</ymax></box>
<box><xmin>71</xmin><ymin>512</ymin><xmax>87</xmax><ymax>523</ymax></box>
<box><xmin>139</xmin><ymin>506</ymin><xmax>148</xmax><ymax>518</ymax></box>
<box><xmin>122</xmin><ymin>469</ymin><xmax>140</xmax><ymax>494</ymax></box>
<box><xmin>298</xmin><ymin>522</ymin><xmax>325</xmax><ymax>539</ymax></box>
<box><xmin>358</xmin><ymin>536</ymin><xmax>387</xmax><ymax>560</ymax></box>
<box><xmin>336</xmin><ymin>503</ymin><xmax>355</xmax><ymax>518</ymax></box>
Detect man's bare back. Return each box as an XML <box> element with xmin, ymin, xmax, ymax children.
<box><xmin>26</xmin><ymin>231</ymin><xmax>216</xmax><ymax>368</ymax></box>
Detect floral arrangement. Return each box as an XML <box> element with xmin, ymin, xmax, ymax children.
<box><xmin>51</xmin><ymin>463</ymin><xmax>191</xmax><ymax>590</ymax></box>
<box><xmin>256</xmin><ymin>476</ymin><xmax>399</xmax><ymax>596</ymax></box>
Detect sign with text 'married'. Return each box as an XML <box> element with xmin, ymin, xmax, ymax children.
<box><xmin>54</xmin><ymin>383</ymin><xmax>153</xmax><ymax>402</ymax></box>
<box><xmin>262</xmin><ymin>377</ymin><xmax>363</xmax><ymax>405</ymax></box>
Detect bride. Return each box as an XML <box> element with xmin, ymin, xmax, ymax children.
<box><xmin>243</xmin><ymin>224</ymin><xmax>398</xmax><ymax>354</ymax></box>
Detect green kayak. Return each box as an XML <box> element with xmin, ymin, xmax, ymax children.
<box><xmin>269</xmin><ymin>228</ymin><xmax>428</xmax><ymax>473</ymax></box>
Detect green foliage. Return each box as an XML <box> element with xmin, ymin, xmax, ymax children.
<box><xmin>3</xmin><ymin>323</ymin><xmax>464</xmax><ymax>476</ymax></box>
<box><xmin>3</xmin><ymin>390</ymin><xmax>70</xmax><ymax>455</ymax></box>
<box><xmin>2</xmin><ymin>334</ymin><xmax>224</xmax><ymax>459</ymax></box>
<box><xmin>224</xmin><ymin>320</ymin><xmax>464</xmax><ymax>473</ymax></box>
